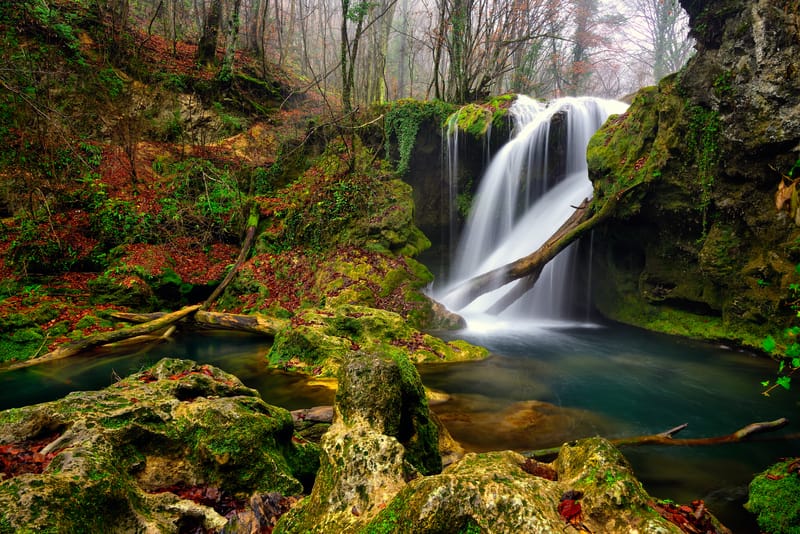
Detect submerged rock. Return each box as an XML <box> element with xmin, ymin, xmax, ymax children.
<box><xmin>0</xmin><ymin>358</ymin><xmax>319</xmax><ymax>532</ymax></box>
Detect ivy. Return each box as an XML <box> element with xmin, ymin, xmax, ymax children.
<box><xmin>384</xmin><ymin>99</ymin><xmax>456</xmax><ymax>175</ymax></box>
<box><xmin>686</xmin><ymin>105</ymin><xmax>720</xmax><ymax>233</ymax></box>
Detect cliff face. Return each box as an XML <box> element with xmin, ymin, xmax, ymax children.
<box><xmin>588</xmin><ymin>0</ymin><xmax>800</xmax><ymax>347</ymax></box>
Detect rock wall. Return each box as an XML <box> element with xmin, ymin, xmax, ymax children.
<box><xmin>588</xmin><ymin>0</ymin><xmax>800</xmax><ymax>348</ymax></box>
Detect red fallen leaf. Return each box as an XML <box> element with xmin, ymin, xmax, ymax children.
<box><xmin>557</xmin><ymin>499</ymin><xmax>582</xmax><ymax>523</ymax></box>
<box><xmin>766</xmin><ymin>474</ymin><xmax>785</xmax><ymax>480</ymax></box>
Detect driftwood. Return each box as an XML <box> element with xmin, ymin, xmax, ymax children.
<box><xmin>4</xmin><ymin>305</ymin><xmax>202</xmax><ymax>370</ymax></box>
<box><xmin>524</xmin><ymin>418</ymin><xmax>792</xmax><ymax>458</ymax></box>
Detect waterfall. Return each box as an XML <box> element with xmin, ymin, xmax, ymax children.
<box><xmin>439</xmin><ymin>95</ymin><xmax>628</xmax><ymax>326</ymax></box>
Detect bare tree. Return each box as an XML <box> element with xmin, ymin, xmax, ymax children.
<box><xmin>623</xmin><ymin>0</ymin><xmax>693</xmax><ymax>83</ymax></box>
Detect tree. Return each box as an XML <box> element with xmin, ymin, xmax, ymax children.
<box><xmin>220</xmin><ymin>0</ymin><xmax>243</xmax><ymax>81</ymax></box>
<box><xmin>623</xmin><ymin>0</ymin><xmax>693</xmax><ymax>83</ymax></box>
<box><xmin>197</xmin><ymin>0</ymin><xmax>222</xmax><ymax>66</ymax></box>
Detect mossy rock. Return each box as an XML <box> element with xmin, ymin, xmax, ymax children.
<box><xmin>0</xmin><ymin>359</ymin><xmax>319</xmax><ymax>532</ymax></box>
<box><xmin>88</xmin><ymin>270</ymin><xmax>158</xmax><ymax>309</ymax></box>
<box><xmin>746</xmin><ymin>458</ymin><xmax>800</xmax><ymax>534</ymax></box>
<box><xmin>265</xmin><ymin>305</ymin><xmax>488</xmax><ymax>378</ymax></box>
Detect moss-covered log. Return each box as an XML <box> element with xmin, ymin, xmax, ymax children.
<box><xmin>3</xmin><ymin>305</ymin><xmax>203</xmax><ymax>370</ymax></box>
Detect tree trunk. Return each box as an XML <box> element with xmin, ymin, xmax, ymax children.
<box><xmin>5</xmin><ymin>305</ymin><xmax>202</xmax><ymax>370</ymax></box>
<box><xmin>197</xmin><ymin>0</ymin><xmax>222</xmax><ymax>66</ymax></box>
<box><xmin>109</xmin><ymin>309</ymin><xmax>288</xmax><ymax>335</ymax></box>
<box><xmin>444</xmin><ymin>198</ymin><xmax>597</xmax><ymax>309</ymax></box>
<box><xmin>203</xmin><ymin>209</ymin><xmax>258</xmax><ymax>308</ymax></box>
<box><xmin>219</xmin><ymin>0</ymin><xmax>242</xmax><ymax>82</ymax></box>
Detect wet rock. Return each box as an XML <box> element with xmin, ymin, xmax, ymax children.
<box><xmin>0</xmin><ymin>358</ymin><xmax>319</xmax><ymax>532</ymax></box>
<box><xmin>277</xmin><ymin>352</ymin><xmax>720</xmax><ymax>533</ymax></box>
<box><xmin>266</xmin><ymin>305</ymin><xmax>487</xmax><ymax>377</ymax></box>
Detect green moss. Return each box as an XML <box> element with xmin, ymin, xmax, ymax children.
<box><xmin>746</xmin><ymin>459</ymin><xmax>800</xmax><ymax>534</ymax></box>
<box><xmin>384</xmin><ymin>99</ymin><xmax>457</xmax><ymax>175</ymax></box>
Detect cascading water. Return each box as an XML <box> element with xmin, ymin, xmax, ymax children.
<box><xmin>439</xmin><ymin>95</ymin><xmax>628</xmax><ymax>326</ymax></box>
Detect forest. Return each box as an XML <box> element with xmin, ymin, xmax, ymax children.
<box><xmin>0</xmin><ymin>0</ymin><xmax>799</xmax><ymax>532</ymax></box>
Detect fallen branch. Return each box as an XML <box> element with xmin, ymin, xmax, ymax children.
<box><xmin>524</xmin><ymin>418</ymin><xmax>791</xmax><ymax>458</ymax></box>
<box><xmin>3</xmin><ymin>305</ymin><xmax>202</xmax><ymax>370</ymax></box>
<box><xmin>444</xmin><ymin>198</ymin><xmax>596</xmax><ymax>310</ymax></box>
<box><xmin>203</xmin><ymin>208</ymin><xmax>259</xmax><ymax>309</ymax></box>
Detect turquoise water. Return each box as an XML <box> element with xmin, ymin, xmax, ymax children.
<box><xmin>420</xmin><ymin>321</ymin><xmax>799</xmax><ymax>532</ymax></box>
<box><xmin>0</xmin><ymin>323</ymin><xmax>796</xmax><ymax>531</ymax></box>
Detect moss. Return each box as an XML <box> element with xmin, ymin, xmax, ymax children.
<box><xmin>384</xmin><ymin>99</ymin><xmax>457</xmax><ymax>175</ymax></box>
<box><xmin>746</xmin><ymin>459</ymin><xmax>800</xmax><ymax>534</ymax></box>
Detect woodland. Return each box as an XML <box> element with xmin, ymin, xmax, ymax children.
<box><xmin>0</xmin><ymin>0</ymin><xmax>799</xmax><ymax>532</ymax></box>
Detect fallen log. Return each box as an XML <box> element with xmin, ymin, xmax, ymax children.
<box><xmin>524</xmin><ymin>418</ymin><xmax>792</xmax><ymax>459</ymax></box>
<box><xmin>444</xmin><ymin>198</ymin><xmax>596</xmax><ymax>310</ymax></box>
<box><xmin>110</xmin><ymin>310</ymin><xmax>288</xmax><ymax>336</ymax></box>
<box><xmin>4</xmin><ymin>305</ymin><xmax>202</xmax><ymax>370</ymax></box>
<box><xmin>203</xmin><ymin>208</ymin><xmax>259</xmax><ymax>309</ymax></box>
<box><xmin>193</xmin><ymin>310</ymin><xmax>288</xmax><ymax>336</ymax></box>
<box><xmin>445</xmin><ymin>186</ymin><xmax>635</xmax><ymax>311</ymax></box>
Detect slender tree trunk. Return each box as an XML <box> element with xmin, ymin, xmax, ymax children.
<box><xmin>220</xmin><ymin>0</ymin><xmax>242</xmax><ymax>81</ymax></box>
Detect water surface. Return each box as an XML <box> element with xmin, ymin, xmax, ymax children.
<box><xmin>0</xmin><ymin>323</ymin><xmax>796</xmax><ymax>531</ymax></box>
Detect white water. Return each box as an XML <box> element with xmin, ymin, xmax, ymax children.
<box><xmin>438</xmin><ymin>96</ymin><xmax>628</xmax><ymax>325</ymax></box>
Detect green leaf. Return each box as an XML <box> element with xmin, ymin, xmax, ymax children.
<box><xmin>795</xmin><ymin>263</ymin><xmax>800</xmax><ymax>275</ymax></box>
<box><xmin>787</xmin><ymin>343</ymin><xmax>800</xmax><ymax>358</ymax></box>
<box><xmin>779</xmin><ymin>360</ymin><xmax>786</xmax><ymax>374</ymax></box>
<box><xmin>762</xmin><ymin>335</ymin><xmax>776</xmax><ymax>353</ymax></box>
<box><xmin>792</xmin><ymin>358</ymin><xmax>800</xmax><ymax>369</ymax></box>
<box><xmin>776</xmin><ymin>376</ymin><xmax>791</xmax><ymax>390</ymax></box>
<box><xmin>761</xmin><ymin>380</ymin><xmax>770</xmax><ymax>387</ymax></box>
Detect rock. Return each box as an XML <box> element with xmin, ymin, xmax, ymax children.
<box><xmin>275</xmin><ymin>351</ymin><xmax>442</xmax><ymax>532</ymax></box>
<box><xmin>266</xmin><ymin>305</ymin><xmax>488</xmax><ymax>378</ymax></box>
<box><xmin>587</xmin><ymin>0</ymin><xmax>800</xmax><ymax>348</ymax></box>
<box><xmin>0</xmin><ymin>358</ymin><xmax>320</xmax><ymax>532</ymax></box>
<box><xmin>277</xmin><ymin>352</ymin><xmax>722</xmax><ymax>533</ymax></box>
<box><xmin>746</xmin><ymin>457</ymin><xmax>800</xmax><ymax>534</ymax></box>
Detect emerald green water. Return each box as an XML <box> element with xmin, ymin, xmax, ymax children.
<box><xmin>0</xmin><ymin>323</ymin><xmax>796</xmax><ymax>531</ymax></box>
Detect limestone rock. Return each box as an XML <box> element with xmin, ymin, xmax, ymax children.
<box><xmin>587</xmin><ymin>0</ymin><xmax>800</xmax><ymax>347</ymax></box>
<box><xmin>0</xmin><ymin>358</ymin><xmax>319</xmax><ymax>532</ymax></box>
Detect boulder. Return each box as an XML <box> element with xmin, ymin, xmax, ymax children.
<box><xmin>0</xmin><ymin>358</ymin><xmax>319</xmax><ymax>532</ymax></box>
<box><xmin>746</xmin><ymin>457</ymin><xmax>800</xmax><ymax>534</ymax></box>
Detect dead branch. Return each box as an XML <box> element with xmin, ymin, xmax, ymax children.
<box><xmin>524</xmin><ymin>418</ymin><xmax>791</xmax><ymax>458</ymax></box>
<box><xmin>444</xmin><ymin>185</ymin><xmax>637</xmax><ymax>311</ymax></box>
